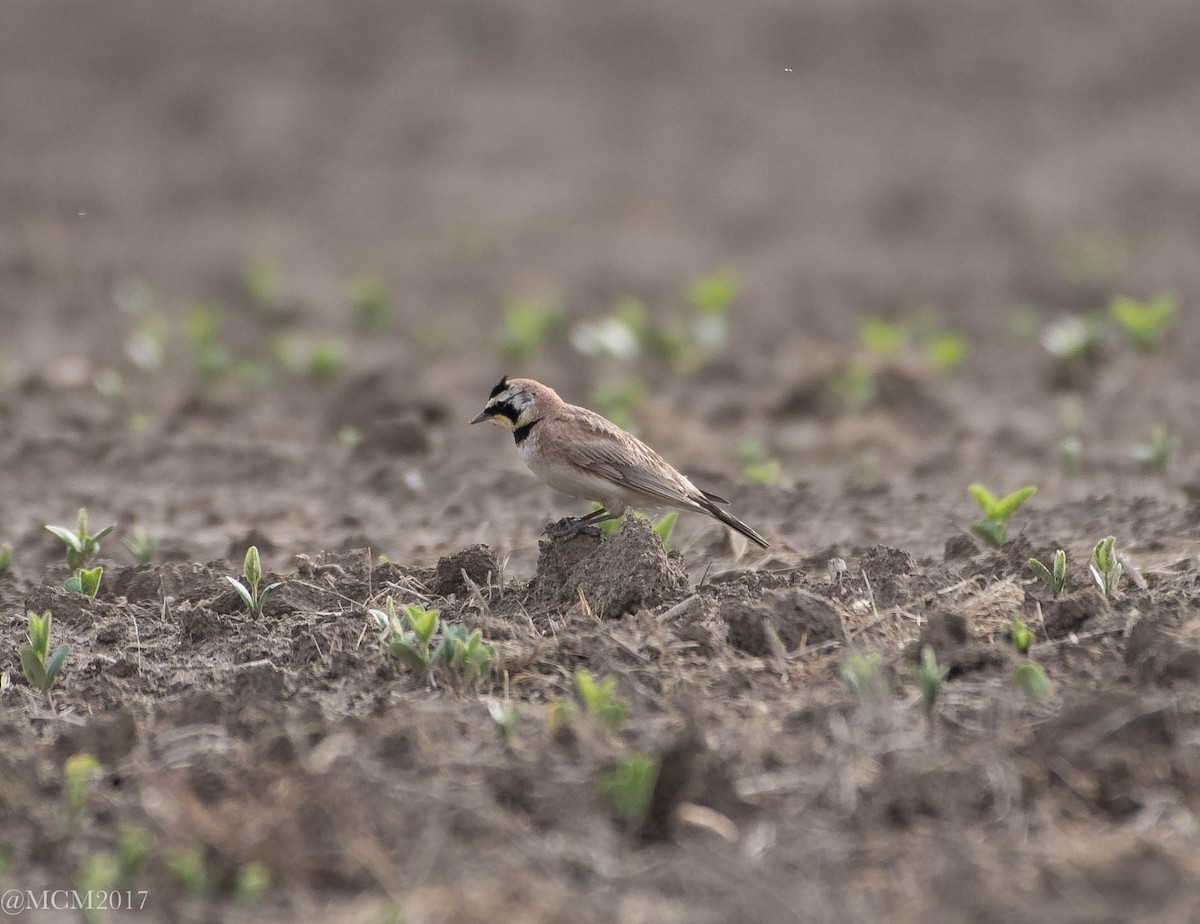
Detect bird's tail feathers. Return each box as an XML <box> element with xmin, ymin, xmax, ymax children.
<box><xmin>696</xmin><ymin>496</ymin><xmax>769</xmax><ymax>549</ymax></box>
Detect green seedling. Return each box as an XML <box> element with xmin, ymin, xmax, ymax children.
<box><xmin>738</xmin><ymin>438</ymin><xmax>781</xmax><ymax>486</ymax></box>
<box><xmin>117</xmin><ymin>826</ymin><xmax>153</xmax><ymax>880</ymax></box>
<box><xmin>839</xmin><ymin>651</ymin><xmax>886</xmax><ymax>705</ymax></box>
<box><xmin>64</xmin><ymin>565</ymin><xmax>103</xmax><ymax>597</ymax></box>
<box><xmin>599</xmin><ymin>752</ymin><xmax>660</xmax><ymax>823</ymax></box>
<box><xmin>1040</xmin><ymin>314</ymin><xmax>1107</xmax><ymax>366</ymax></box>
<box><xmin>924</xmin><ymin>330</ymin><xmax>969</xmax><ymax>373</ymax></box>
<box><xmin>591</xmin><ymin>504</ymin><xmax>677</xmax><ymax>547</ymax></box>
<box><xmin>1132</xmin><ymin>425</ymin><xmax>1178</xmax><ymax>473</ymax></box>
<box><xmin>46</xmin><ymin>507</ymin><xmax>115</xmax><ymax>572</ymax></box>
<box><xmin>63</xmin><ymin>753</ymin><xmax>102</xmax><ymax>822</ymax></box>
<box><xmin>687</xmin><ymin>270</ymin><xmax>739</xmax><ymax>358</ymax></box>
<box><xmin>435</xmin><ymin>625</ymin><xmax>497</xmax><ymax>684</ymax></box>
<box><xmin>1060</xmin><ymin>435</ymin><xmax>1083</xmax><ymax>474</ymax></box>
<box><xmin>488</xmin><ymin>701</ymin><xmax>521</xmax><ymax>740</ymax></box>
<box><xmin>167</xmin><ymin>846</ymin><xmax>210</xmax><ymax>898</ymax></box>
<box><xmin>497</xmin><ymin>296</ymin><xmax>567</xmax><ymax>361</ymax></box>
<box><xmin>570</xmin><ymin>316</ymin><xmax>642</xmax><ymax>361</ymax></box>
<box><xmin>574</xmin><ymin>669</ymin><xmax>628</xmax><ymax>733</ymax></box>
<box><xmin>0</xmin><ymin>542</ymin><xmax>11</xmax><ymax>576</ymax></box>
<box><xmin>1028</xmin><ymin>550</ymin><xmax>1067</xmax><ymax>598</ymax></box>
<box><xmin>372</xmin><ymin>599</ymin><xmax>495</xmax><ymax>682</ymax></box>
<box><xmin>910</xmin><ymin>645</ymin><xmax>949</xmax><ymax>718</ymax></box>
<box><xmin>1012</xmin><ymin>660</ymin><xmax>1052</xmax><ymax>698</ymax></box>
<box><xmin>1109</xmin><ymin>292</ymin><xmax>1177</xmax><ymax>351</ymax></box>
<box><xmin>234</xmin><ymin>861</ymin><xmax>271</xmax><ymax>905</ymax></box>
<box><xmin>349</xmin><ymin>274</ymin><xmax>392</xmax><ymax>332</ymax></box>
<box><xmin>122</xmin><ymin>527</ymin><xmax>159</xmax><ymax>565</ymax></box>
<box><xmin>1002</xmin><ymin>618</ymin><xmax>1036</xmax><ymax>655</ymax></box>
<box><xmin>77</xmin><ymin>851</ymin><xmax>120</xmax><ymax>924</ymax></box>
<box><xmin>185</xmin><ymin>302</ymin><xmax>233</xmax><ymax>380</ymax></box>
<box><xmin>967</xmin><ymin>483</ymin><xmax>1036</xmax><ymax>547</ymax></box>
<box><xmin>308</xmin><ymin>338</ymin><xmax>346</xmax><ymax>383</ymax></box>
<box><xmin>372</xmin><ymin>597</ymin><xmax>440</xmax><ymax>670</ymax></box>
<box><xmin>858</xmin><ymin>316</ymin><xmax>908</xmax><ymax>356</ymax></box>
<box><xmin>225</xmin><ymin>546</ymin><xmax>284</xmax><ymax>615</ymax></box>
<box><xmin>19</xmin><ymin>610</ymin><xmax>69</xmax><ymax>695</ymax></box>
<box><xmin>1090</xmin><ymin>535</ymin><xmax>1122</xmax><ymax>597</ymax></box>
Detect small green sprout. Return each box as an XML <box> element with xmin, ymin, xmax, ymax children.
<box><xmin>1109</xmin><ymin>292</ymin><xmax>1177</xmax><ymax>351</ymax></box>
<box><xmin>738</xmin><ymin>438</ymin><xmax>781</xmax><ymax>486</ymax></box>
<box><xmin>77</xmin><ymin>851</ymin><xmax>120</xmax><ymax>924</ymax></box>
<box><xmin>19</xmin><ymin>610</ymin><xmax>69</xmax><ymax>694</ymax></box>
<box><xmin>839</xmin><ymin>651</ymin><xmax>885</xmax><ymax>705</ymax></box>
<box><xmin>308</xmin><ymin>338</ymin><xmax>346</xmax><ymax>383</ymax></box>
<box><xmin>1028</xmin><ymin>550</ymin><xmax>1067</xmax><ymax>597</ymax></box>
<box><xmin>63</xmin><ymin>753</ymin><xmax>102</xmax><ymax>822</ymax></box>
<box><xmin>234</xmin><ymin>861</ymin><xmax>271</xmax><ymax>905</ymax></box>
<box><xmin>1002</xmin><ymin>618</ymin><xmax>1036</xmax><ymax>655</ymax></box>
<box><xmin>652</xmin><ymin>511</ymin><xmax>678</xmax><ymax>547</ymax></box>
<box><xmin>1040</xmin><ymin>314</ymin><xmax>1107</xmax><ymax>365</ymax></box>
<box><xmin>373</xmin><ymin>598</ymin><xmax>495</xmax><ymax>682</ymax></box>
<box><xmin>349</xmin><ymin>274</ymin><xmax>392</xmax><ymax>332</ymax></box>
<box><xmin>1132</xmin><ymin>425</ymin><xmax>1178</xmax><ymax>473</ymax></box>
<box><xmin>373</xmin><ymin>597</ymin><xmax>439</xmax><ymax>669</ymax></box>
<box><xmin>225</xmin><ymin>546</ymin><xmax>284</xmax><ymax>615</ymax></box>
<box><xmin>488</xmin><ymin>701</ymin><xmax>521</xmax><ymax>740</ymax></box>
<box><xmin>122</xmin><ymin>527</ymin><xmax>159</xmax><ymax>565</ymax></box>
<box><xmin>599</xmin><ymin>752</ymin><xmax>660</xmax><ymax>823</ymax></box>
<box><xmin>0</xmin><ymin>542</ymin><xmax>11</xmax><ymax>576</ymax></box>
<box><xmin>570</xmin><ymin>316</ymin><xmax>642</xmax><ymax>361</ymax></box>
<box><xmin>497</xmin><ymin>296</ymin><xmax>567</xmax><ymax>361</ymax></box>
<box><xmin>1090</xmin><ymin>535</ymin><xmax>1122</xmax><ymax>597</ymax></box>
<box><xmin>910</xmin><ymin>646</ymin><xmax>949</xmax><ymax>717</ymax></box>
<box><xmin>117</xmin><ymin>826</ymin><xmax>153</xmax><ymax>880</ymax></box>
<box><xmin>574</xmin><ymin>669</ymin><xmax>628</xmax><ymax>732</ymax></box>
<box><xmin>858</xmin><ymin>316</ymin><xmax>908</xmax><ymax>356</ymax></box>
<box><xmin>185</xmin><ymin>302</ymin><xmax>233</xmax><ymax>381</ymax></box>
<box><xmin>1060</xmin><ymin>434</ymin><xmax>1083</xmax><ymax>474</ymax></box>
<box><xmin>435</xmin><ymin>625</ymin><xmax>497</xmax><ymax>684</ymax></box>
<box><xmin>46</xmin><ymin>507</ymin><xmax>115</xmax><ymax>572</ymax></box>
<box><xmin>967</xmin><ymin>484</ymin><xmax>1036</xmax><ymax>547</ymax></box>
<box><xmin>64</xmin><ymin>565</ymin><xmax>103</xmax><ymax>597</ymax></box>
<box><xmin>167</xmin><ymin>846</ymin><xmax>210</xmax><ymax>898</ymax></box>
<box><xmin>1012</xmin><ymin>660</ymin><xmax>1052</xmax><ymax>698</ymax></box>
<box><xmin>688</xmin><ymin>270</ymin><xmax>739</xmax><ymax>357</ymax></box>
<box><xmin>591</xmin><ymin>504</ymin><xmax>677</xmax><ymax>547</ymax></box>
<box><xmin>924</xmin><ymin>330</ymin><xmax>970</xmax><ymax>373</ymax></box>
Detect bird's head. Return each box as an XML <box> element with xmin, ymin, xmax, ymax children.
<box><xmin>470</xmin><ymin>375</ymin><xmax>548</xmax><ymax>430</ymax></box>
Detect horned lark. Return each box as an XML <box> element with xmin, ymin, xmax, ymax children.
<box><xmin>470</xmin><ymin>376</ymin><xmax>769</xmax><ymax>548</ymax></box>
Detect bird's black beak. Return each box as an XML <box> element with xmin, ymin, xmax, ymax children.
<box><xmin>469</xmin><ymin>407</ymin><xmax>494</xmax><ymax>425</ymax></box>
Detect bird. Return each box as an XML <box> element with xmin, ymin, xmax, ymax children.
<box><xmin>470</xmin><ymin>376</ymin><xmax>769</xmax><ymax>548</ymax></box>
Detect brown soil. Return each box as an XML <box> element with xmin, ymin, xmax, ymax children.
<box><xmin>4</xmin><ymin>1</ymin><xmax>1200</xmax><ymax>921</ymax></box>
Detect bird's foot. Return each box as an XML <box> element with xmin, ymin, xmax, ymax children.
<box><xmin>545</xmin><ymin>515</ymin><xmax>603</xmax><ymax>542</ymax></box>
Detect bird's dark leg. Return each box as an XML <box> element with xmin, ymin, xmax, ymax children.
<box><xmin>547</xmin><ymin>507</ymin><xmax>619</xmax><ymax>540</ymax></box>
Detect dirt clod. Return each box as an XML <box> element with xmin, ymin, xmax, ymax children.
<box><xmin>533</xmin><ymin>518</ymin><xmax>688</xmax><ymax>617</ymax></box>
<box><xmin>433</xmin><ymin>544</ymin><xmax>499</xmax><ymax>597</ymax></box>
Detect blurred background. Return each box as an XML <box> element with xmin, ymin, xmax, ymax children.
<box><xmin>2</xmin><ymin>0</ymin><xmax>1199</xmax><ymax>567</ymax></box>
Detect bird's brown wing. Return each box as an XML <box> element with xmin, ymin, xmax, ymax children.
<box><xmin>561</xmin><ymin>407</ymin><xmax>702</xmax><ymax>507</ymax></box>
